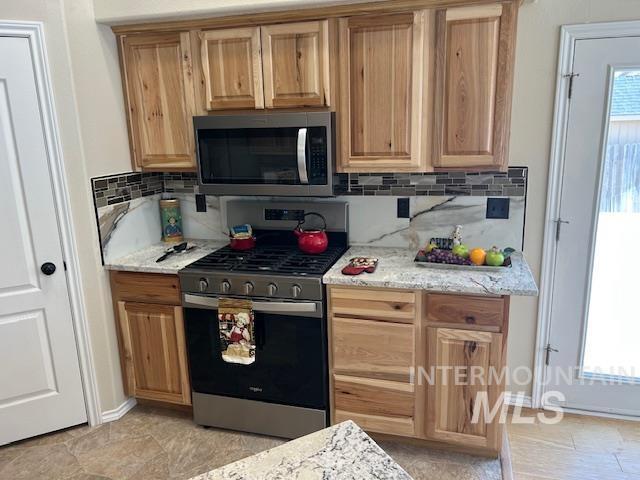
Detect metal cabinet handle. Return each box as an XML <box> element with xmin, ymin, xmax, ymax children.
<box><xmin>297</xmin><ymin>127</ymin><xmax>309</xmax><ymax>184</ymax></box>
<box><xmin>183</xmin><ymin>294</ymin><xmax>317</xmax><ymax>314</ymax></box>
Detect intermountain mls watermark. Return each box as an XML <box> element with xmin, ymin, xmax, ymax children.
<box><xmin>411</xmin><ymin>365</ymin><xmax>638</xmax><ymax>425</ymax></box>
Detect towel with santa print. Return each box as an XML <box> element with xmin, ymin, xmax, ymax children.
<box><xmin>218</xmin><ymin>298</ymin><xmax>255</xmax><ymax>365</ymax></box>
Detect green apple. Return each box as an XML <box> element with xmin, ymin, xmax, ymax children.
<box><xmin>452</xmin><ymin>244</ymin><xmax>469</xmax><ymax>258</ymax></box>
<box><xmin>485</xmin><ymin>246</ymin><xmax>505</xmax><ymax>266</ymax></box>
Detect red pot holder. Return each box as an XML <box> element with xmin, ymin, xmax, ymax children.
<box><xmin>341</xmin><ymin>257</ymin><xmax>379</xmax><ymax>276</ymax></box>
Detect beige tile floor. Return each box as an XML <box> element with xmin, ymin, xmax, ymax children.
<box><xmin>0</xmin><ymin>405</ymin><xmax>501</xmax><ymax>480</ymax></box>
<box><xmin>507</xmin><ymin>409</ymin><xmax>640</xmax><ymax>480</ymax></box>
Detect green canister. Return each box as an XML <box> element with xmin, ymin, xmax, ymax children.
<box><xmin>160</xmin><ymin>198</ymin><xmax>184</xmax><ymax>243</ymax></box>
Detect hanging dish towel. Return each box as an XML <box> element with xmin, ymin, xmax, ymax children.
<box><xmin>218</xmin><ymin>298</ymin><xmax>255</xmax><ymax>365</ymax></box>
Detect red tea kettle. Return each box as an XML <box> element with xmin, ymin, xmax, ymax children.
<box><xmin>293</xmin><ymin>212</ymin><xmax>329</xmax><ymax>254</ymax></box>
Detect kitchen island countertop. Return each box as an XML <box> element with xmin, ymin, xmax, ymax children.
<box><xmin>105</xmin><ymin>239</ymin><xmax>227</xmax><ymax>275</ymax></box>
<box><xmin>323</xmin><ymin>246</ymin><xmax>538</xmax><ymax>296</ymax></box>
<box><xmin>190</xmin><ymin>420</ymin><xmax>411</xmax><ymax>480</ymax></box>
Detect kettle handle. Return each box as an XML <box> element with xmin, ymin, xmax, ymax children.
<box><xmin>296</xmin><ymin>212</ymin><xmax>327</xmax><ymax>231</ymax></box>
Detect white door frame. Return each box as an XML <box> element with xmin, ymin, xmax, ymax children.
<box><xmin>0</xmin><ymin>21</ymin><xmax>102</xmax><ymax>426</ymax></box>
<box><xmin>534</xmin><ymin>20</ymin><xmax>640</xmax><ymax>411</ymax></box>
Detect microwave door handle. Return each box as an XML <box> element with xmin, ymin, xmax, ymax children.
<box><xmin>297</xmin><ymin>127</ymin><xmax>309</xmax><ymax>184</ymax></box>
<box><xmin>183</xmin><ymin>294</ymin><xmax>317</xmax><ymax>314</ymax></box>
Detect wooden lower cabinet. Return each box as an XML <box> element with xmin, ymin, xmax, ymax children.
<box><xmin>111</xmin><ymin>272</ymin><xmax>191</xmax><ymax>406</ymax></box>
<box><xmin>328</xmin><ymin>285</ymin><xmax>508</xmax><ymax>455</ymax></box>
<box><xmin>426</xmin><ymin>327</ymin><xmax>503</xmax><ymax>450</ymax></box>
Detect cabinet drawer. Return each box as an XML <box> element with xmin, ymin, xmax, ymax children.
<box><xmin>334</xmin><ymin>409</ymin><xmax>415</xmax><ymax>437</ymax></box>
<box><xmin>329</xmin><ymin>286</ymin><xmax>416</xmax><ymax>323</ymax></box>
<box><xmin>334</xmin><ymin>374</ymin><xmax>414</xmax><ymax>418</ymax></box>
<box><xmin>332</xmin><ymin>317</ymin><xmax>414</xmax><ymax>382</ymax></box>
<box><xmin>110</xmin><ymin>271</ymin><xmax>181</xmax><ymax>305</ymax></box>
<box><xmin>425</xmin><ymin>294</ymin><xmax>505</xmax><ymax>331</ymax></box>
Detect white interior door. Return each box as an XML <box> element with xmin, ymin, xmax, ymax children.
<box><xmin>0</xmin><ymin>35</ymin><xmax>86</xmax><ymax>444</ymax></box>
<box><xmin>546</xmin><ymin>35</ymin><xmax>640</xmax><ymax>415</ymax></box>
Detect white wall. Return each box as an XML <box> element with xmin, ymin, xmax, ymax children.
<box><xmin>93</xmin><ymin>0</ymin><xmax>377</xmax><ymax>24</ymax></box>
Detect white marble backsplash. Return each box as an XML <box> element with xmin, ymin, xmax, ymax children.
<box><xmin>346</xmin><ymin>196</ymin><xmax>525</xmax><ymax>251</ymax></box>
<box><xmin>96</xmin><ymin>193</ymin><xmax>525</xmax><ymax>264</ymax></box>
<box><xmin>172</xmin><ymin>193</ymin><xmax>228</xmax><ymax>242</ymax></box>
<box><xmin>97</xmin><ymin>194</ymin><xmax>163</xmax><ymax>263</ymax></box>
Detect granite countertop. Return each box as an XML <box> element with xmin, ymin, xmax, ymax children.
<box><xmin>105</xmin><ymin>239</ymin><xmax>227</xmax><ymax>275</ymax></box>
<box><xmin>191</xmin><ymin>420</ymin><xmax>411</xmax><ymax>480</ymax></box>
<box><xmin>323</xmin><ymin>246</ymin><xmax>538</xmax><ymax>296</ymax></box>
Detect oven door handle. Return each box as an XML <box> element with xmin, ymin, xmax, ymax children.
<box><xmin>183</xmin><ymin>294</ymin><xmax>317</xmax><ymax>314</ymax></box>
<box><xmin>296</xmin><ymin>127</ymin><xmax>309</xmax><ymax>184</ymax></box>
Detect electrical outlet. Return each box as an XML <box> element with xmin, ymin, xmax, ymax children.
<box><xmin>195</xmin><ymin>194</ymin><xmax>207</xmax><ymax>212</ymax></box>
<box><xmin>397</xmin><ymin>198</ymin><xmax>410</xmax><ymax>218</ymax></box>
<box><xmin>486</xmin><ymin>198</ymin><xmax>510</xmax><ymax>219</ymax></box>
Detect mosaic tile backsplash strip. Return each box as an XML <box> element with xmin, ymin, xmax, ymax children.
<box><xmin>91</xmin><ymin>168</ymin><xmax>527</xmax><ymax>207</ymax></box>
<box><xmin>92</xmin><ymin>172</ymin><xmax>164</xmax><ymax>208</ymax></box>
<box><xmin>333</xmin><ymin>167</ymin><xmax>527</xmax><ymax>196</ymax></box>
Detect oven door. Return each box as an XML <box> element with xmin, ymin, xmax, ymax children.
<box><xmin>194</xmin><ymin>112</ymin><xmax>334</xmax><ymax>196</ymax></box>
<box><xmin>182</xmin><ymin>294</ymin><xmax>328</xmax><ymax>410</ymax></box>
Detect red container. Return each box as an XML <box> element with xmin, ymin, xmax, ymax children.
<box><xmin>229</xmin><ymin>236</ymin><xmax>256</xmax><ymax>251</ymax></box>
<box><xmin>293</xmin><ymin>212</ymin><xmax>328</xmax><ymax>254</ymax></box>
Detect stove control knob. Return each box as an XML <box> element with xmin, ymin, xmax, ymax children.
<box><xmin>243</xmin><ymin>282</ymin><xmax>254</xmax><ymax>295</ymax></box>
<box><xmin>220</xmin><ymin>280</ymin><xmax>231</xmax><ymax>294</ymax></box>
<box><xmin>198</xmin><ymin>278</ymin><xmax>209</xmax><ymax>292</ymax></box>
<box><xmin>267</xmin><ymin>283</ymin><xmax>278</xmax><ymax>296</ymax></box>
<box><xmin>291</xmin><ymin>284</ymin><xmax>302</xmax><ymax>298</ymax></box>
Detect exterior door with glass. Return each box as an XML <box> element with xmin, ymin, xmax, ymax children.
<box><xmin>546</xmin><ymin>35</ymin><xmax>640</xmax><ymax>415</ymax></box>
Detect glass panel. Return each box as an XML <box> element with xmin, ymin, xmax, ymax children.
<box><xmin>198</xmin><ymin>126</ymin><xmax>328</xmax><ymax>186</ymax></box>
<box><xmin>184</xmin><ymin>307</ymin><xmax>327</xmax><ymax>409</ymax></box>
<box><xmin>583</xmin><ymin>70</ymin><xmax>640</xmax><ymax>381</ymax></box>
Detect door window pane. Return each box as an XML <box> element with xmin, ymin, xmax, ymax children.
<box><xmin>583</xmin><ymin>71</ymin><xmax>640</xmax><ymax>381</ymax></box>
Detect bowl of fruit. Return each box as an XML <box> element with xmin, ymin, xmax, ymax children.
<box><xmin>414</xmin><ymin>242</ymin><xmax>514</xmax><ymax>272</ymax></box>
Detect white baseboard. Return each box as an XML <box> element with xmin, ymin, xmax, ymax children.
<box><xmin>101</xmin><ymin>397</ymin><xmax>137</xmax><ymax>423</ymax></box>
<box><xmin>504</xmin><ymin>392</ymin><xmax>533</xmax><ymax>408</ymax></box>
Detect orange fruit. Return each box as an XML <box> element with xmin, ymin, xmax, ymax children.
<box><xmin>469</xmin><ymin>248</ymin><xmax>487</xmax><ymax>266</ymax></box>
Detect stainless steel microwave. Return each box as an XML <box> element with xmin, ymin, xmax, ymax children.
<box><xmin>194</xmin><ymin>112</ymin><xmax>335</xmax><ymax>197</ymax></box>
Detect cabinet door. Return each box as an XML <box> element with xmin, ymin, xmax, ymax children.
<box><xmin>338</xmin><ymin>11</ymin><xmax>434</xmax><ymax>172</ymax></box>
<box><xmin>261</xmin><ymin>21</ymin><xmax>331</xmax><ymax>108</ymax></box>
<box><xmin>426</xmin><ymin>327</ymin><xmax>503</xmax><ymax>451</ymax></box>
<box><xmin>432</xmin><ymin>3</ymin><xmax>517</xmax><ymax>171</ymax></box>
<box><xmin>200</xmin><ymin>27</ymin><xmax>264</xmax><ymax>110</ymax></box>
<box><xmin>117</xmin><ymin>302</ymin><xmax>191</xmax><ymax>405</ymax></box>
<box><xmin>120</xmin><ymin>33</ymin><xmax>197</xmax><ymax>171</ymax></box>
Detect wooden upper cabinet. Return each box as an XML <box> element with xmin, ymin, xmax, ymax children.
<box><xmin>432</xmin><ymin>3</ymin><xmax>517</xmax><ymax>171</ymax></box>
<box><xmin>426</xmin><ymin>327</ymin><xmax>503</xmax><ymax>451</ymax></box>
<box><xmin>338</xmin><ymin>12</ymin><xmax>434</xmax><ymax>172</ymax></box>
<box><xmin>261</xmin><ymin>21</ymin><xmax>332</xmax><ymax>108</ymax></box>
<box><xmin>117</xmin><ymin>301</ymin><xmax>191</xmax><ymax>405</ymax></box>
<box><xmin>199</xmin><ymin>27</ymin><xmax>264</xmax><ymax>110</ymax></box>
<box><xmin>120</xmin><ymin>33</ymin><xmax>197</xmax><ymax>171</ymax></box>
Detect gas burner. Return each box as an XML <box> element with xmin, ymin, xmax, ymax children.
<box><xmin>185</xmin><ymin>245</ymin><xmax>346</xmax><ymax>277</ymax></box>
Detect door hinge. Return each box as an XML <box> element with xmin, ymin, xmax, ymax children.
<box><xmin>554</xmin><ymin>218</ymin><xmax>570</xmax><ymax>241</ymax></box>
<box><xmin>63</xmin><ymin>261</ymin><xmax>67</xmax><ymax>271</ymax></box>
<box><xmin>545</xmin><ymin>343</ymin><xmax>559</xmax><ymax>366</ymax></box>
<box><xmin>563</xmin><ymin>73</ymin><xmax>580</xmax><ymax>99</ymax></box>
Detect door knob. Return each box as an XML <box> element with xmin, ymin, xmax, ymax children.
<box><xmin>40</xmin><ymin>262</ymin><xmax>56</xmax><ymax>276</ymax></box>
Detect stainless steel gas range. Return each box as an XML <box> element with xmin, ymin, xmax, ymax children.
<box><xmin>179</xmin><ymin>200</ymin><xmax>348</xmax><ymax>439</ymax></box>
